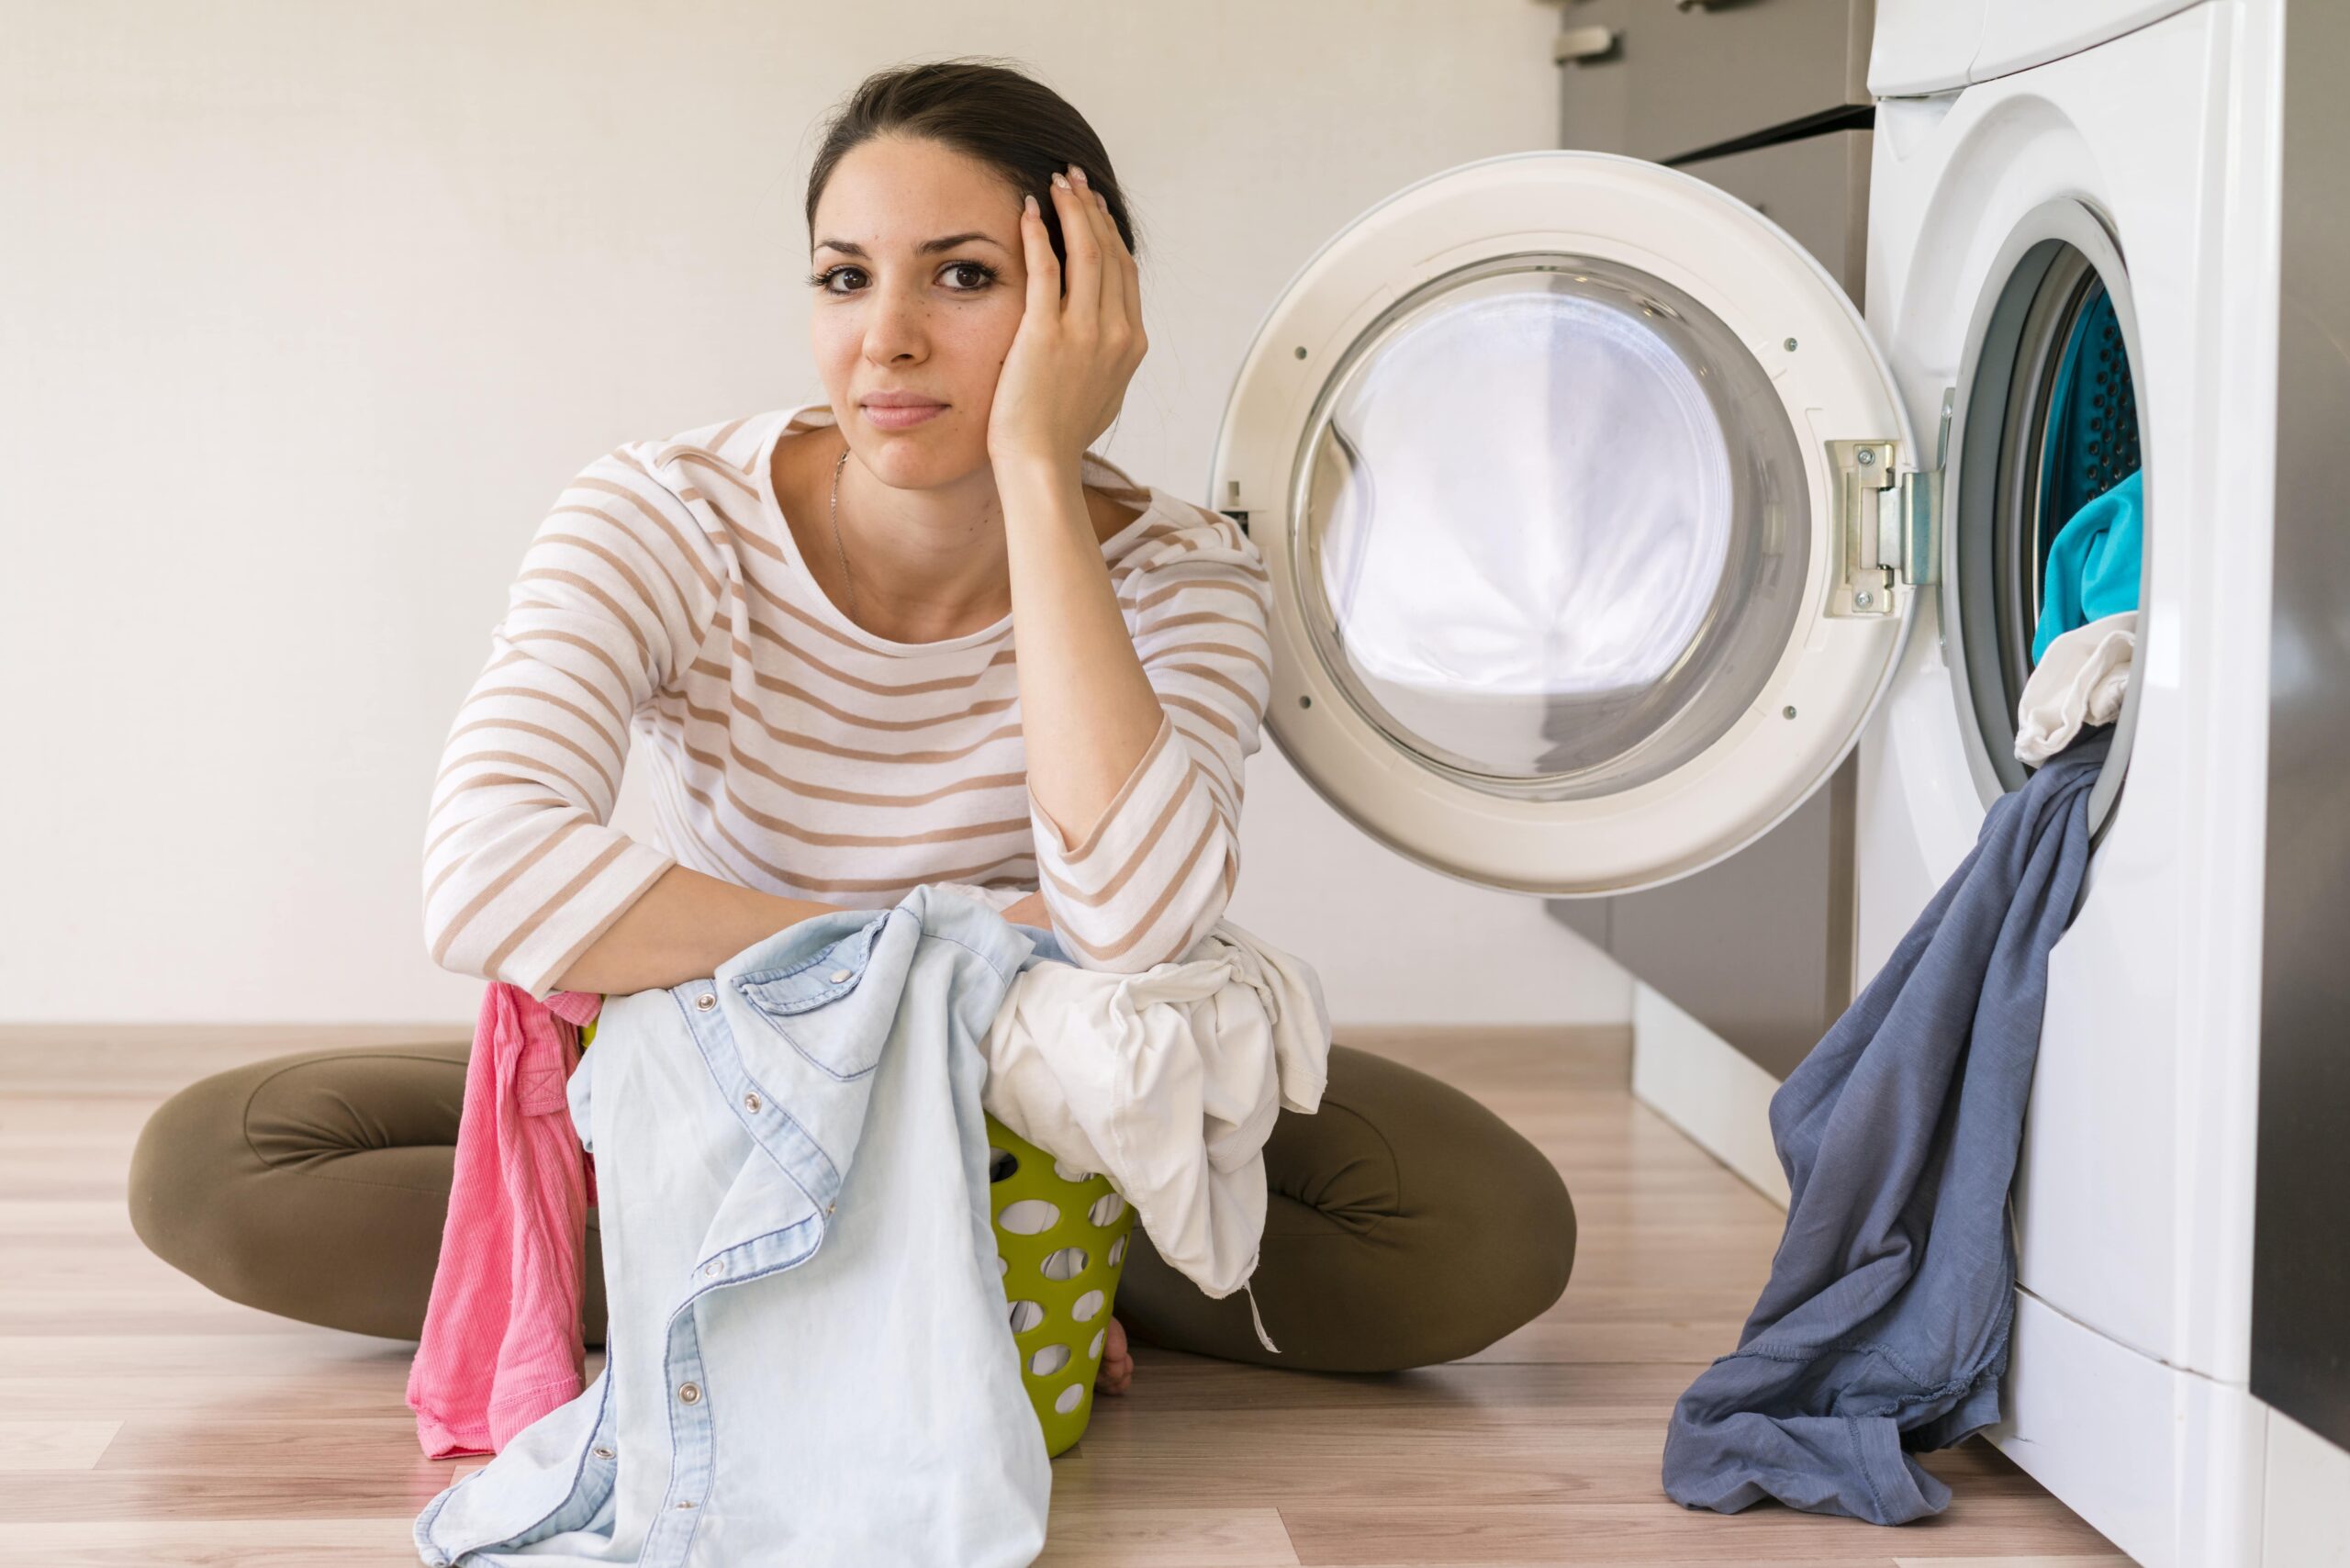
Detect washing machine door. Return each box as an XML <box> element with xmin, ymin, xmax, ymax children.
<box><xmin>1210</xmin><ymin>150</ymin><xmax>1927</xmax><ymax>895</ymax></box>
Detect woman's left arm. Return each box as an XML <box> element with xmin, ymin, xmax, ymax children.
<box><xmin>996</xmin><ymin>465</ymin><xmax>1164</xmax><ymax>862</ymax></box>
<box><xmin>992</xmin><ymin>166</ymin><xmax>1159</xmax><ymax>847</ymax></box>
<box><xmin>998</xmin><ymin>471</ymin><xmax>1272</xmax><ymax>966</ymax></box>
<box><xmin>990</xmin><ymin>166</ymin><xmax>1266</xmax><ymax>962</ymax></box>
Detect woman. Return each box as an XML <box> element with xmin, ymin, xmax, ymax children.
<box><xmin>127</xmin><ymin>59</ymin><xmax>1575</xmax><ymax>1399</ymax></box>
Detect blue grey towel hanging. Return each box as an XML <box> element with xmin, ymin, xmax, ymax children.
<box><xmin>1659</xmin><ymin>724</ymin><xmax>2116</xmax><ymax>1525</ymax></box>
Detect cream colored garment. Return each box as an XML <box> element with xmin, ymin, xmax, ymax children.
<box><xmin>2015</xmin><ymin>610</ymin><xmax>2135</xmax><ymax>766</ymax></box>
<box><xmin>975</xmin><ymin>917</ymin><xmax>1333</xmax><ymax>1356</ymax></box>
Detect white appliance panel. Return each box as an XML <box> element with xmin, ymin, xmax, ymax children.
<box><xmin>1971</xmin><ymin>0</ymin><xmax>2207</xmax><ymax>83</ymax></box>
<box><xmin>1867</xmin><ymin>0</ymin><xmax>1986</xmax><ymax>97</ymax></box>
<box><xmin>1860</xmin><ymin>4</ymin><xmax>2247</xmax><ymax>1381</ymax></box>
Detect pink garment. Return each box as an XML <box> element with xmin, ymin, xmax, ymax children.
<box><xmin>406</xmin><ymin>982</ymin><xmax>602</xmax><ymax>1459</ymax></box>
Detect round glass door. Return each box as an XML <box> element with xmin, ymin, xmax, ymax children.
<box><xmin>1212</xmin><ymin>151</ymin><xmax>1917</xmax><ymax>895</ymax></box>
<box><xmin>1293</xmin><ymin>253</ymin><xmax>1810</xmax><ymax>799</ymax></box>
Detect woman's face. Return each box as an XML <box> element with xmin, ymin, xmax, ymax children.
<box><xmin>808</xmin><ymin>135</ymin><xmax>1030</xmax><ymax>492</ymax></box>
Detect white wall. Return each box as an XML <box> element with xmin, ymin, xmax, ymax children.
<box><xmin>2</xmin><ymin>0</ymin><xmax>1633</xmax><ymax>1028</ymax></box>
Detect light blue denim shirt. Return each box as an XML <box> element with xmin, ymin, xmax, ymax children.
<box><xmin>415</xmin><ymin>885</ymin><xmax>1058</xmax><ymax>1567</ymax></box>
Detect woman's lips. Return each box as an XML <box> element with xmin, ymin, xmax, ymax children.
<box><xmin>861</xmin><ymin>401</ymin><xmax>945</xmax><ymax>431</ymax></box>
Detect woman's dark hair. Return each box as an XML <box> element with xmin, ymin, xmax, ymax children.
<box><xmin>804</xmin><ymin>58</ymin><xmax>1139</xmax><ymax>274</ymax></box>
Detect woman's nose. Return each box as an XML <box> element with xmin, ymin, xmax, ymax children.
<box><xmin>861</xmin><ymin>286</ymin><xmax>929</xmax><ymax>365</ymax></box>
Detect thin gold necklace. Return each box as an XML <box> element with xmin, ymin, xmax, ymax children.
<box><xmin>827</xmin><ymin>443</ymin><xmax>858</xmax><ymax>620</ymax></box>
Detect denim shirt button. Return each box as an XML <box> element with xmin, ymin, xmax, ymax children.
<box><xmin>704</xmin><ymin>1260</ymin><xmax>722</xmax><ymax>1277</ymax></box>
<box><xmin>591</xmin><ymin>1446</ymin><xmax>614</xmax><ymax>1460</ymax></box>
<box><xmin>695</xmin><ymin>992</ymin><xmax>716</xmax><ymax>1011</ymax></box>
<box><xmin>828</xmin><ymin>968</ymin><xmax>852</xmax><ymax>983</ymax></box>
<box><xmin>676</xmin><ymin>1499</ymin><xmax>698</xmax><ymax>1509</ymax></box>
<box><xmin>678</xmin><ymin>1382</ymin><xmax>701</xmax><ymax>1404</ymax></box>
<box><xmin>743</xmin><ymin>1092</ymin><xmax>762</xmax><ymax>1113</ymax></box>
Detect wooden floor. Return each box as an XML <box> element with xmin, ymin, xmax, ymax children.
<box><xmin>0</xmin><ymin>1022</ymin><xmax>2128</xmax><ymax>1566</ymax></box>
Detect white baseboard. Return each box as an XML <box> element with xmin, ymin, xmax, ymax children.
<box><xmin>1628</xmin><ymin>980</ymin><xmax>1791</xmax><ymax>1210</ymax></box>
<box><xmin>1994</xmin><ymin>1286</ymin><xmax>2267</xmax><ymax>1567</ymax></box>
<box><xmin>2266</xmin><ymin>1405</ymin><xmax>2350</xmax><ymax>1566</ymax></box>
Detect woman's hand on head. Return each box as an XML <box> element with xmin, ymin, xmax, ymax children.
<box><xmin>986</xmin><ymin>164</ymin><xmax>1147</xmax><ymax>476</ymax></box>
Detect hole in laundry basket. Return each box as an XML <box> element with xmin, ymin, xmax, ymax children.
<box><xmin>1088</xmin><ymin>1327</ymin><xmax>1106</xmax><ymax>1361</ymax></box>
<box><xmin>988</xmin><ymin>1147</ymin><xmax>1018</xmax><ymax>1183</ymax></box>
<box><xmin>1052</xmin><ymin>1158</ymin><xmax>1094</xmax><ymax>1182</ymax></box>
<box><xmin>1054</xmin><ymin>1383</ymin><xmax>1085</xmax><ymax>1415</ymax></box>
<box><xmin>998</xmin><ymin>1199</ymin><xmax>1059</xmax><ymax>1235</ymax></box>
<box><xmin>1107</xmin><ymin>1235</ymin><xmax>1127</xmax><ymax>1267</ymax></box>
<box><xmin>1070</xmin><ymin>1289</ymin><xmax>1105</xmax><ymax>1323</ymax></box>
<box><xmin>1087</xmin><ymin>1193</ymin><xmax>1126</xmax><ymax>1227</ymax></box>
<box><xmin>1007</xmin><ymin>1299</ymin><xmax>1045</xmax><ymax>1334</ymax></box>
<box><xmin>1030</xmin><ymin>1343</ymin><xmax>1071</xmax><ymax>1377</ymax></box>
<box><xmin>1039</xmin><ymin>1246</ymin><xmax>1090</xmax><ymax>1281</ymax></box>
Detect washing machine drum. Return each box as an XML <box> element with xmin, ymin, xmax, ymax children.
<box><xmin>1212</xmin><ymin>150</ymin><xmax>1924</xmax><ymax>897</ymax></box>
<box><xmin>2042</xmin><ymin>285</ymin><xmax>2143</xmax><ymax>523</ymax></box>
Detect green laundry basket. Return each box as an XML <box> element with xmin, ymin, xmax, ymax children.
<box><xmin>576</xmin><ymin>1017</ymin><xmax>1135</xmax><ymax>1457</ymax></box>
<box><xmin>982</xmin><ymin>1111</ymin><xmax>1136</xmax><ymax>1458</ymax></box>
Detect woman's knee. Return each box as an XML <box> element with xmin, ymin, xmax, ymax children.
<box><xmin>1435</xmin><ymin>1122</ymin><xmax>1576</xmax><ymax>1351</ymax></box>
<box><xmin>127</xmin><ymin>1043</ymin><xmax>469</xmax><ymax>1339</ymax></box>
<box><xmin>128</xmin><ymin>1057</ymin><xmax>290</xmax><ymax>1311</ymax></box>
<box><xmin>1309</xmin><ymin>1044</ymin><xmax>1577</xmax><ymax>1363</ymax></box>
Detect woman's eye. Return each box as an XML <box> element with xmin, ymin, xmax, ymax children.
<box><xmin>807</xmin><ymin>262</ymin><xmax>996</xmax><ymax>296</ymax></box>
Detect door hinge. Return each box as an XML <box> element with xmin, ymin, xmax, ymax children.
<box><xmin>1825</xmin><ymin>389</ymin><xmax>1950</xmax><ymax>618</ymax></box>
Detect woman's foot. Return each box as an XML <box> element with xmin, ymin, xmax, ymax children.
<box><xmin>1095</xmin><ymin>1315</ymin><xmax>1133</xmax><ymax>1395</ymax></box>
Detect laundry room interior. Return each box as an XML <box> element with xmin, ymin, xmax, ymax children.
<box><xmin>4</xmin><ymin>1</ymin><xmax>2344</xmax><ymax>1564</ymax></box>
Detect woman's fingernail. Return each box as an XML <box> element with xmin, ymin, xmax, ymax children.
<box><xmin>1072</xmin><ymin>165</ymin><xmax>1089</xmax><ymax>188</ymax></box>
<box><xmin>1024</xmin><ymin>193</ymin><xmax>1037</xmax><ymax>217</ymax></box>
<box><xmin>1051</xmin><ymin>171</ymin><xmax>1069</xmax><ymax>190</ymax></box>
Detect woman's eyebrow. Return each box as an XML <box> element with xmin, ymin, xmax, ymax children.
<box><xmin>812</xmin><ymin>232</ymin><xmax>1006</xmax><ymax>258</ymax></box>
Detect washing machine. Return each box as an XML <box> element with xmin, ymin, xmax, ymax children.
<box><xmin>1857</xmin><ymin>4</ymin><xmax>2279</xmax><ymax>1562</ymax></box>
<box><xmin>1207</xmin><ymin>1</ymin><xmax>2337</xmax><ymax>1561</ymax></box>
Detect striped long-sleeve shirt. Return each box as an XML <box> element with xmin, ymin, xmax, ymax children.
<box><xmin>422</xmin><ymin>401</ymin><xmax>1273</xmax><ymax>1001</ymax></box>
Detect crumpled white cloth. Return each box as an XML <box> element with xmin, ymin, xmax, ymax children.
<box><xmin>974</xmin><ymin>917</ymin><xmax>1332</xmax><ymax>1356</ymax></box>
<box><xmin>2015</xmin><ymin>610</ymin><xmax>2135</xmax><ymax>766</ymax></box>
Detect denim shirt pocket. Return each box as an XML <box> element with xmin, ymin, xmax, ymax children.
<box><xmin>733</xmin><ymin>919</ymin><xmax>885</xmax><ymax>1081</ymax></box>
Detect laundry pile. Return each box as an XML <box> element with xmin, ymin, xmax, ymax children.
<box><xmin>977</xmin><ymin>913</ymin><xmax>1329</xmax><ymax>1320</ymax></box>
<box><xmin>1661</xmin><ymin>723</ymin><xmax>2115</xmax><ymax>1522</ymax></box>
<box><xmin>1662</xmin><ymin>468</ymin><xmax>2143</xmax><ymax>1522</ymax></box>
<box><xmin>2017</xmin><ymin>462</ymin><xmax>2141</xmax><ymax>764</ymax></box>
<box><xmin>408</xmin><ymin>884</ymin><xmax>1328</xmax><ymax>1567</ymax></box>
